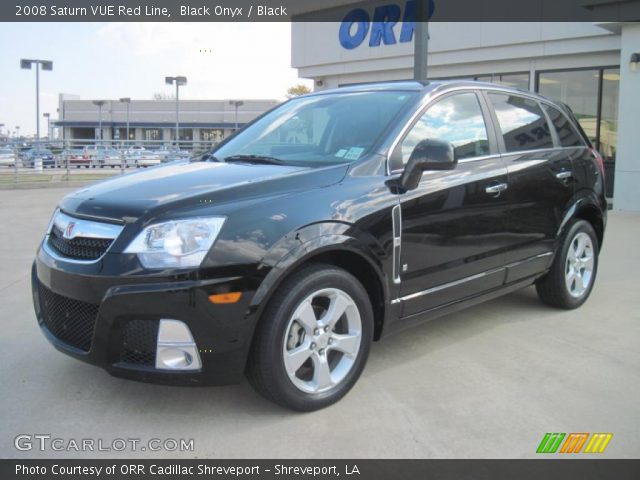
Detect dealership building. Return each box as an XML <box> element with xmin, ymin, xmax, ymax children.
<box><xmin>292</xmin><ymin>18</ymin><xmax>640</xmax><ymax>211</ymax></box>
<box><xmin>55</xmin><ymin>96</ymin><xmax>279</xmax><ymax>145</ymax></box>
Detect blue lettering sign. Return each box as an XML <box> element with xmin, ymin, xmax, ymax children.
<box><xmin>339</xmin><ymin>0</ymin><xmax>434</xmax><ymax>50</ymax></box>
<box><xmin>369</xmin><ymin>4</ymin><xmax>401</xmax><ymax>47</ymax></box>
<box><xmin>339</xmin><ymin>8</ymin><xmax>370</xmax><ymax>49</ymax></box>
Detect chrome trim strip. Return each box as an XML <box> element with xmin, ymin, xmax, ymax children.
<box><xmin>43</xmin><ymin>210</ymin><xmax>124</xmax><ymax>264</ymax></box>
<box><xmin>50</xmin><ymin>210</ymin><xmax>124</xmax><ymax>239</ymax></box>
<box><xmin>390</xmin><ymin>252</ymin><xmax>553</xmax><ymax>305</ymax></box>
<box><xmin>391</xmin><ymin>204</ymin><xmax>402</xmax><ymax>284</ymax></box>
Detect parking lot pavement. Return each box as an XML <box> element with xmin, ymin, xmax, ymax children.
<box><xmin>0</xmin><ymin>187</ymin><xmax>638</xmax><ymax>459</ymax></box>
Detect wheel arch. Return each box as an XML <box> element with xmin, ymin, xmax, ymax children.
<box><xmin>251</xmin><ymin>237</ymin><xmax>389</xmax><ymax>342</ymax></box>
<box><xmin>559</xmin><ymin>192</ymin><xmax>606</xmax><ymax>250</ymax></box>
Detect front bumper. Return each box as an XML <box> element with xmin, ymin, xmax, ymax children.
<box><xmin>32</xmin><ymin>245</ymin><xmax>260</xmax><ymax>386</ymax></box>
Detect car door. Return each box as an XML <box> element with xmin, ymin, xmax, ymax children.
<box><xmin>484</xmin><ymin>92</ymin><xmax>575</xmax><ymax>283</ymax></box>
<box><xmin>392</xmin><ymin>91</ymin><xmax>511</xmax><ymax>317</ymax></box>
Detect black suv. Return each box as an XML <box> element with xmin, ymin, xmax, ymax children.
<box><xmin>32</xmin><ymin>81</ymin><xmax>606</xmax><ymax>411</ymax></box>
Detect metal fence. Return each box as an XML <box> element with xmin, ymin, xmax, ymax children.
<box><xmin>0</xmin><ymin>139</ymin><xmax>217</xmax><ymax>186</ymax></box>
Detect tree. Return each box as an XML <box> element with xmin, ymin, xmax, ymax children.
<box><xmin>152</xmin><ymin>92</ymin><xmax>176</xmax><ymax>100</ymax></box>
<box><xmin>286</xmin><ymin>84</ymin><xmax>311</xmax><ymax>98</ymax></box>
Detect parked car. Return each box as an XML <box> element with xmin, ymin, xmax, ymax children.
<box><xmin>32</xmin><ymin>81</ymin><xmax>606</xmax><ymax>411</ymax></box>
<box><xmin>59</xmin><ymin>148</ymin><xmax>90</xmax><ymax>168</ymax></box>
<box><xmin>95</xmin><ymin>149</ymin><xmax>123</xmax><ymax>168</ymax></box>
<box><xmin>0</xmin><ymin>147</ymin><xmax>15</xmax><ymax>167</ymax></box>
<box><xmin>21</xmin><ymin>148</ymin><xmax>55</xmax><ymax>168</ymax></box>
<box><xmin>126</xmin><ymin>150</ymin><xmax>161</xmax><ymax>167</ymax></box>
<box><xmin>156</xmin><ymin>146</ymin><xmax>191</xmax><ymax>163</ymax></box>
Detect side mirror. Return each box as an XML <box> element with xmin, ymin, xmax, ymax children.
<box><xmin>398</xmin><ymin>139</ymin><xmax>457</xmax><ymax>191</ymax></box>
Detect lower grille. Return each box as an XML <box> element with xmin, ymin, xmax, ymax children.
<box><xmin>49</xmin><ymin>224</ymin><xmax>113</xmax><ymax>260</ymax></box>
<box><xmin>120</xmin><ymin>320</ymin><xmax>159</xmax><ymax>366</ymax></box>
<box><xmin>38</xmin><ymin>282</ymin><xmax>99</xmax><ymax>352</ymax></box>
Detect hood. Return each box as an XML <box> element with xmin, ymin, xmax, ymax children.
<box><xmin>59</xmin><ymin>160</ymin><xmax>348</xmax><ymax>222</ymax></box>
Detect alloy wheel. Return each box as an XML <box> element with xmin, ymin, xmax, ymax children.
<box><xmin>565</xmin><ymin>232</ymin><xmax>594</xmax><ymax>298</ymax></box>
<box><xmin>282</xmin><ymin>288</ymin><xmax>362</xmax><ymax>394</ymax></box>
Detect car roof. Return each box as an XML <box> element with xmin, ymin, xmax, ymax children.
<box><xmin>306</xmin><ymin>79</ymin><xmax>554</xmax><ymax>104</ymax></box>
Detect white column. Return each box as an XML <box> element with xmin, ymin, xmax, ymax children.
<box><xmin>613</xmin><ymin>23</ymin><xmax>640</xmax><ymax>211</ymax></box>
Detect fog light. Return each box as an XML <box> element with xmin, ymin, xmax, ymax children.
<box><xmin>155</xmin><ymin>319</ymin><xmax>202</xmax><ymax>371</ymax></box>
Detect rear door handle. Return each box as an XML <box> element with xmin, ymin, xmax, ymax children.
<box><xmin>485</xmin><ymin>183</ymin><xmax>508</xmax><ymax>195</ymax></box>
<box><xmin>556</xmin><ymin>170</ymin><xmax>573</xmax><ymax>180</ymax></box>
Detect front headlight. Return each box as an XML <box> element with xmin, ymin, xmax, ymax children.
<box><xmin>124</xmin><ymin>217</ymin><xmax>226</xmax><ymax>269</ymax></box>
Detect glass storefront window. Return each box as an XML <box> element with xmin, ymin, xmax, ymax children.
<box><xmin>430</xmin><ymin>72</ymin><xmax>530</xmax><ymax>91</ymax></box>
<box><xmin>476</xmin><ymin>73</ymin><xmax>530</xmax><ymax>91</ymax></box>
<box><xmin>200</xmin><ymin>129</ymin><xmax>224</xmax><ymax>143</ymax></box>
<box><xmin>141</xmin><ymin>128</ymin><xmax>163</xmax><ymax>141</ymax></box>
<box><xmin>600</xmin><ymin>68</ymin><xmax>619</xmax><ymax>166</ymax></box>
<box><xmin>537</xmin><ymin>69</ymin><xmax>599</xmax><ymax>145</ymax></box>
<box><xmin>170</xmin><ymin>128</ymin><xmax>193</xmax><ymax>141</ymax></box>
<box><xmin>537</xmin><ymin>67</ymin><xmax>620</xmax><ymax>196</ymax></box>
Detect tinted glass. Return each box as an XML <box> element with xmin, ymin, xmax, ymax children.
<box><xmin>215</xmin><ymin>91</ymin><xmax>416</xmax><ymax>166</ymax></box>
<box><xmin>401</xmin><ymin>92</ymin><xmax>489</xmax><ymax>164</ymax></box>
<box><xmin>488</xmin><ymin>93</ymin><xmax>553</xmax><ymax>152</ymax></box>
<box><xmin>543</xmin><ymin>105</ymin><xmax>583</xmax><ymax>147</ymax></box>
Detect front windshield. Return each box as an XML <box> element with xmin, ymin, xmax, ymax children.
<box><xmin>213</xmin><ymin>91</ymin><xmax>417</xmax><ymax>166</ymax></box>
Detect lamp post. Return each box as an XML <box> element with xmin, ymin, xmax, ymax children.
<box><xmin>20</xmin><ymin>59</ymin><xmax>53</xmax><ymax>141</ymax></box>
<box><xmin>165</xmin><ymin>76</ymin><xmax>187</xmax><ymax>145</ymax></box>
<box><xmin>15</xmin><ymin>126</ymin><xmax>20</xmax><ymax>139</ymax></box>
<box><xmin>229</xmin><ymin>100</ymin><xmax>244</xmax><ymax>131</ymax></box>
<box><xmin>43</xmin><ymin>113</ymin><xmax>50</xmax><ymax>139</ymax></box>
<box><xmin>92</xmin><ymin>100</ymin><xmax>106</xmax><ymax>142</ymax></box>
<box><xmin>119</xmin><ymin>98</ymin><xmax>131</xmax><ymax>145</ymax></box>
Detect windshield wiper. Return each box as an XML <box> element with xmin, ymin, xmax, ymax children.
<box><xmin>224</xmin><ymin>155</ymin><xmax>287</xmax><ymax>165</ymax></box>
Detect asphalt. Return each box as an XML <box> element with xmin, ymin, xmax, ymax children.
<box><xmin>0</xmin><ymin>187</ymin><xmax>638</xmax><ymax>459</ymax></box>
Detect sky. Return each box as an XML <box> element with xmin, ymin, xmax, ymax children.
<box><xmin>0</xmin><ymin>22</ymin><xmax>312</xmax><ymax>137</ymax></box>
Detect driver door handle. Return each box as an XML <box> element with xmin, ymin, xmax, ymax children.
<box><xmin>556</xmin><ymin>170</ymin><xmax>573</xmax><ymax>180</ymax></box>
<box><xmin>485</xmin><ymin>183</ymin><xmax>508</xmax><ymax>195</ymax></box>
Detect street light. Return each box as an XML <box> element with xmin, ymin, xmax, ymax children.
<box><xmin>20</xmin><ymin>59</ymin><xmax>53</xmax><ymax>141</ymax></box>
<box><xmin>119</xmin><ymin>98</ymin><xmax>131</xmax><ymax>145</ymax></box>
<box><xmin>229</xmin><ymin>100</ymin><xmax>244</xmax><ymax>131</ymax></box>
<box><xmin>43</xmin><ymin>113</ymin><xmax>50</xmax><ymax>139</ymax></box>
<box><xmin>165</xmin><ymin>76</ymin><xmax>187</xmax><ymax>145</ymax></box>
<box><xmin>92</xmin><ymin>100</ymin><xmax>106</xmax><ymax>142</ymax></box>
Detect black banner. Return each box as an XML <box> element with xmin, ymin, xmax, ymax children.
<box><xmin>2</xmin><ymin>459</ymin><xmax>640</xmax><ymax>480</ymax></box>
<box><xmin>2</xmin><ymin>0</ymin><xmax>640</xmax><ymax>22</ymax></box>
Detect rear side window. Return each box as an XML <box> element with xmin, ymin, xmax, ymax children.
<box><xmin>488</xmin><ymin>93</ymin><xmax>553</xmax><ymax>152</ymax></box>
<box><xmin>543</xmin><ymin>104</ymin><xmax>584</xmax><ymax>147</ymax></box>
<box><xmin>400</xmin><ymin>92</ymin><xmax>490</xmax><ymax>164</ymax></box>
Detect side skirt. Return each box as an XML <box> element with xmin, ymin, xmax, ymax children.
<box><xmin>380</xmin><ymin>272</ymin><xmax>546</xmax><ymax>340</ymax></box>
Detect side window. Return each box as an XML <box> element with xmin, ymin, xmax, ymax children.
<box><xmin>488</xmin><ymin>93</ymin><xmax>553</xmax><ymax>152</ymax></box>
<box><xmin>400</xmin><ymin>92</ymin><xmax>490</xmax><ymax>165</ymax></box>
<box><xmin>543</xmin><ymin>104</ymin><xmax>584</xmax><ymax>147</ymax></box>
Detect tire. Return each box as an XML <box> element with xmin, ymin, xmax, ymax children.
<box><xmin>247</xmin><ymin>263</ymin><xmax>374</xmax><ymax>411</ymax></box>
<box><xmin>536</xmin><ymin>220</ymin><xmax>599</xmax><ymax>309</ymax></box>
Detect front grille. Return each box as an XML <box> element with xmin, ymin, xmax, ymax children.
<box><xmin>120</xmin><ymin>320</ymin><xmax>159</xmax><ymax>366</ymax></box>
<box><xmin>48</xmin><ymin>224</ymin><xmax>113</xmax><ymax>260</ymax></box>
<box><xmin>38</xmin><ymin>282</ymin><xmax>99</xmax><ymax>352</ymax></box>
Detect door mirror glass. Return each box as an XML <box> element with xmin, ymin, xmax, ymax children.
<box><xmin>398</xmin><ymin>139</ymin><xmax>456</xmax><ymax>191</ymax></box>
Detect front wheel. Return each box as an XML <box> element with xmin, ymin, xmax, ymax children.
<box><xmin>536</xmin><ymin>220</ymin><xmax>599</xmax><ymax>309</ymax></box>
<box><xmin>247</xmin><ymin>263</ymin><xmax>373</xmax><ymax>411</ymax></box>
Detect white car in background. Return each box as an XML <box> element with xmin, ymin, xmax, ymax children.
<box><xmin>0</xmin><ymin>147</ymin><xmax>15</xmax><ymax>167</ymax></box>
<box><xmin>126</xmin><ymin>150</ymin><xmax>161</xmax><ymax>168</ymax></box>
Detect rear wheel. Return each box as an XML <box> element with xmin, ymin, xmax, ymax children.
<box><xmin>247</xmin><ymin>263</ymin><xmax>373</xmax><ymax>411</ymax></box>
<box><xmin>536</xmin><ymin>220</ymin><xmax>598</xmax><ymax>309</ymax></box>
